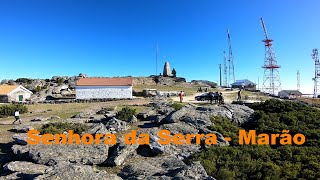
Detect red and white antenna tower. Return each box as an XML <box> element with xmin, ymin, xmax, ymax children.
<box><xmin>227</xmin><ymin>29</ymin><xmax>235</xmax><ymax>85</ymax></box>
<box><xmin>312</xmin><ymin>49</ymin><xmax>320</xmax><ymax>98</ymax></box>
<box><xmin>260</xmin><ymin>18</ymin><xmax>281</xmax><ymax>95</ymax></box>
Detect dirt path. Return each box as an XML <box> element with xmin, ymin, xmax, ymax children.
<box><xmin>171</xmin><ymin>91</ymin><xmax>237</xmax><ymax>104</ymax></box>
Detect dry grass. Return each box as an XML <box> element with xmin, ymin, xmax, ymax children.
<box><xmin>133</xmin><ymin>84</ymin><xmax>210</xmax><ymax>96</ymax></box>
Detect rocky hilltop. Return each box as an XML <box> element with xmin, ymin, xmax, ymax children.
<box><xmin>1</xmin><ymin>74</ymin><xmax>217</xmax><ymax>102</ymax></box>
<box><xmin>2</xmin><ymin>100</ymin><xmax>254</xmax><ymax>179</ymax></box>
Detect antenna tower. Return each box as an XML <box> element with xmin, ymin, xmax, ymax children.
<box><xmin>223</xmin><ymin>50</ymin><xmax>228</xmax><ymax>86</ymax></box>
<box><xmin>312</xmin><ymin>49</ymin><xmax>320</xmax><ymax>98</ymax></box>
<box><xmin>260</xmin><ymin>18</ymin><xmax>281</xmax><ymax>95</ymax></box>
<box><xmin>227</xmin><ymin>29</ymin><xmax>235</xmax><ymax>84</ymax></box>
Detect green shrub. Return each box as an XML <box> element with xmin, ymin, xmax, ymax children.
<box><xmin>191</xmin><ymin>100</ymin><xmax>320</xmax><ymax>179</ymax></box>
<box><xmin>0</xmin><ymin>104</ymin><xmax>28</xmax><ymax>118</ymax></box>
<box><xmin>34</xmin><ymin>86</ymin><xmax>42</xmax><ymax>93</ymax></box>
<box><xmin>171</xmin><ymin>102</ymin><xmax>184</xmax><ymax>111</ymax></box>
<box><xmin>38</xmin><ymin>122</ymin><xmax>88</xmax><ymax>134</ymax></box>
<box><xmin>116</xmin><ymin>106</ymin><xmax>136</xmax><ymax>121</ymax></box>
<box><xmin>56</xmin><ymin>78</ymin><xmax>65</xmax><ymax>86</ymax></box>
<box><xmin>15</xmin><ymin>78</ymin><xmax>32</xmax><ymax>84</ymax></box>
<box><xmin>209</xmin><ymin>116</ymin><xmax>240</xmax><ymax>146</ymax></box>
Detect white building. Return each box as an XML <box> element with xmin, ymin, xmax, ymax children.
<box><xmin>75</xmin><ymin>78</ymin><xmax>133</xmax><ymax>99</ymax></box>
<box><xmin>0</xmin><ymin>85</ymin><xmax>33</xmax><ymax>103</ymax></box>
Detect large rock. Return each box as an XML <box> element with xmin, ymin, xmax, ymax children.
<box><xmin>12</xmin><ymin>134</ymin><xmax>28</xmax><ymax>145</ymax></box>
<box><xmin>12</xmin><ymin>145</ymin><xmax>29</xmax><ymax>156</ymax></box>
<box><xmin>165</xmin><ymin>106</ymin><xmax>189</xmax><ymax>123</ymax></box>
<box><xmin>174</xmin><ymin>161</ymin><xmax>210</xmax><ymax>179</ymax></box>
<box><xmin>164</xmin><ymin>104</ymin><xmax>254</xmax><ymax>128</ymax></box>
<box><xmin>222</xmin><ymin>104</ymin><xmax>254</xmax><ymax>125</ymax></box>
<box><xmin>160</xmin><ymin>122</ymin><xmax>199</xmax><ymax>135</ymax></box>
<box><xmin>106</xmin><ymin>142</ymin><xmax>139</xmax><ymax>166</ymax></box>
<box><xmin>4</xmin><ymin>161</ymin><xmax>49</xmax><ymax>175</ymax></box>
<box><xmin>86</xmin><ymin>123</ymin><xmax>109</xmax><ymax>135</ymax></box>
<box><xmin>52</xmin><ymin>85</ymin><xmax>69</xmax><ymax>94</ymax></box>
<box><xmin>127</xmin><ymin>115</ymin><xmax>138</xmax><ymax>124</ymax></box>
<box><xmin>120</xmin><ymin>156</ymin><xmax>209</xmax><ymax>179</ymax></box>
<box><xmin>105</xmin><ymin>118</ymin><xmax>129</xmax><ymax>133</ymax></box>
<box><xmin>29</xmin><ymin>143</ymin><xmax>109</xmax><ymax>165</ymax></box>
<box><xmin>11</xmin><ymin>125</ymin><xmax>34</xmax><ymax>133</ymax></box>
<box><xmin>36</xmin><ymin>161</ymin><xmax>122</xmax><ymax>180</ymax></box>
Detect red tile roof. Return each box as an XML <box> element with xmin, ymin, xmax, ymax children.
<box><xmin>76</xmin><ymin>78</ymin><xmax>133</xmax><ymax>86</ymax></box>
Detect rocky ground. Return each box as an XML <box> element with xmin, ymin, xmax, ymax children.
<box><xmin>0</xmin><ymin>99</ymin><xmax>254</xmax><ymax>179</ymax></box>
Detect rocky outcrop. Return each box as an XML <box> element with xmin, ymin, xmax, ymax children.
<box><xmin>12</xmin><ymin>134</ymin><xmax>28</xmax><ymax>145</ymax></box>
<box><xmin>86</xmin><ymin>123</ymin><xmax>109</xmax><ymax>135</ymax></box>
<box><xmin>105</xmin><ymin>118</ymin><xmax>130</xmax><ymax>133</ymax></box>
<box><xmin>106</xmin><ymin>142</ymin><xmax>139</xmax><ymax>166</ymax></box>
<box><xmin>11</xmin><ymin>125</ymin><xmax>34</xmax><ymax>133</ymax></box>
<box><xmin>28</xmin><ymin>144</ymin><xmax>109</xmax><ymax>165</ymax></box>
<box><xmin>164</xmin><ymin>104</ymin><xmax>254</xmax><ymax>126</ymax></box>
<box><xmin>120</xmin><ymin>156</ymin><xmax>209</xmax><ymax>179</ymax></box>
<box><xmin>127</xmin><ymin>115</ymin><xmax>138</xmax><ymax>124</ymax></box>
<box><xmin>36</xmin><ymin>162</ymin><xmax>122</xmax><ymax>180</ymax></box>
<box><xmin>4</xmin><ymin>161</ymin><xmax>49</xmax><ymax>175</ymax></box>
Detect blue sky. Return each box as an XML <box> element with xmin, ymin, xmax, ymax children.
<box><xmin>0</xmin><ymin>0</ymin><xmax>318</xmax><ymax>94</ymax></box>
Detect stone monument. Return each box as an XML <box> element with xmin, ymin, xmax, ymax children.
<box><xmin>163</xmin><ymin>61</ymin><xmax>171</xmax><ymax>77</ymax></box>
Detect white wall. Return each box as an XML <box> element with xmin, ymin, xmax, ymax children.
<box><xmin>75</xmin><ymin>86</ymin><xmax>132</xmax><ymax>99</ymax></box>
<box><xmin>8</xmin><ymin>87</ymin><xmax>32</xmax><ymax>102</ymax></box>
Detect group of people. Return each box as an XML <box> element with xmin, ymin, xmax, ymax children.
<box><xmin>197</xmin><ymin>87</ymin><xmax>208</xmax><ymax>93</ymax></box>
<box><xmin>209</xmin><ymin>91</ymin><xmax>224</xmax><ymax>105</ymax></box>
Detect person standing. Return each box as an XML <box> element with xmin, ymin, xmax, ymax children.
<box><xmin>13</xmin><ymin>110</ymin><xmax>21</xmax><ymax>124</ymax></box>
<box><xmin>237</xmin><ymin>89</ymin><xmax>242</xmax><ymax>101</ymax></box>
<box><xmin>209</xmin><ymin>92</ymin><xmax>213</xmax><ymax>104</ymax></box>
<box><xmin>219</xmin><ymin>92</ymin><xmax>224</xmax><ymax>105</ymax></box>
<box><xmin>179</xmin><ymin>91</ymin><xmax>183</xmax><ymax>103</ymax></box>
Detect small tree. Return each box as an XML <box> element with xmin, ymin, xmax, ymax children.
<box><xmin>172</xmin><ymin>68</ymin><xmax>176</xmax><ymax>77</ymax></box>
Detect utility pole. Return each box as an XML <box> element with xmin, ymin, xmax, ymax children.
<box><xmin>219</xmin><ymin>64</ymin><xmax>222</xmax><ymax>86</ymax></box>
<box><xmin>156</xmin><ymin>42</ymin><xmax>158</xmax><ymax>76</ymax></box>
<box><xmin>297</xmin><ymin>70</ymin><xmax>300</xmax><ymax>91</ymax></box>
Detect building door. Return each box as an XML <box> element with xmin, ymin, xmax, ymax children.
<box><xmin>18</xmin><ymin>95</ymin><xmax>23</xmax><ymax>102</ymax></box>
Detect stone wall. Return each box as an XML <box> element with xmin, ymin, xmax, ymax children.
<box><xmin>75</xmin><ymin>86</ymin><xmax>132</xmax><ymax>99</ymax></box>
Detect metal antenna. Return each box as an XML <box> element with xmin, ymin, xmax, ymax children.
<box><xmin>297</xmin><ymin>70</ymin><xmax>300</xmax><ymax>91</ymax></box>
<box><xmin>227</xmin><ymin>29</ymin><xmax>235</xmax><ymax>84</ymax></box>
<box><xmin>312</xmin><ymin>49</ymin><xmax>320</xmax><ymax>98</ymax></box>
<box><xmin>156</xmin><ymin>42</ymin><xmax>158</xmax><ymax>76</ymax></box>
<box><xmin>260</xmin><ymin>18</ymin><xmax>281</xmax><ymax>95</ymax></box>
<box><xmin>223</xmin><ymin>50</ymin><xmax>228</xmax><ymax>87</ymax></box>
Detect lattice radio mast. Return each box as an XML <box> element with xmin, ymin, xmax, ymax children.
<box><xmin>312</xmin><ymin>49</ymin><xmax>320</xmax><ymax>98</ymax></box>
<box><xmin>227</xmin><ymin>29</ymin><xmax>235</xmax><ymax>84</ymax></box>
<box><xmin>223</xmin><ymin>50</ymin><xmax>228</xmax><ymax>87</ymax></box>
<box><xmin>260</xmin><ymin>18</ymin><xmax>281</xmax><ymax>95</ymax></box>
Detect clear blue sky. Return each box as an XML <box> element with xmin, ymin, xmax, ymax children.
<box><xmin>0</xmin><ymin>0</ymin><xmax>318</xmax><ymax>93</ymax></box>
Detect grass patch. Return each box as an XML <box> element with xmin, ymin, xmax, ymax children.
<box><xmin>38</xmin><ymin>122</ymin><xmax>88</xmax><ymax>134</ymax></box>
<box><xmin>133</xmin><ymin>84</ymin><xmax>200</xmax><ymax>96</ymax></box>
<box><xmin>171</xmin><ymin>102</ymin><xmax>184</xmax><ymax>111</ymax></box>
